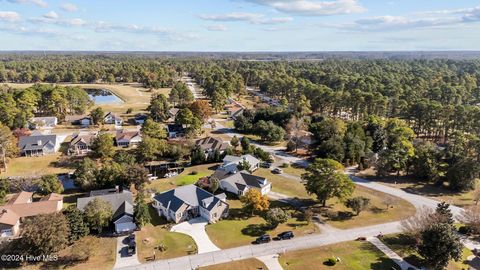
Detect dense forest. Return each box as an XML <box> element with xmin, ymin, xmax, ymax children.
<box><xmin>1</xmin><ymin>55</ymin><xmax>480</xmax><ymax>192</ymax></box>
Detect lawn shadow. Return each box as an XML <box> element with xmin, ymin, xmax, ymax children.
<box><xmin>241</xmin><ymin>224</ymin><xmax>268</xmax><ymax>237</ymax></box>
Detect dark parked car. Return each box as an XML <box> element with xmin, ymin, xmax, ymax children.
<box><xmin>260</xmin><ymin>162</ymin><xmax>272</xmax><ymax>168</ymax></box>
<box><xmin>128</xmin><ymin>233</ymin><xmax>136</xmax><ymax>245</ymax></box>
<box><xmin>127</xmin><ymin>244</ymin><xmax>136</xmax><ymax>256</ymax></box>
<box><xmin>277</xmin><ymin>231</ymin><xmax>294</xmax><ymax>240</ymax></box>
<box><xmin>255</xmin><ymin>234</ymin><xmax>271</xmax><ymax>244</ymax></box>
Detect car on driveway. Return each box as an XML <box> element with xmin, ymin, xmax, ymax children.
<box><xmin>128</xmin><ymin>234</ymin><xmax>135</xmax><ymax>245</ymax></box>
<box><xmin>261</xmin><ymin>162</ymin><xmax>272</xmax><ymax>168</ymax></box>
<box><xmin>277</xmin><ymin>231</ymin><xmax>294</xmax><ymax>240</ymax></box>
<box><xmin>255</xmin><ymin>234</ymin><xmax>271</xmax><ymax>244</ymax></box>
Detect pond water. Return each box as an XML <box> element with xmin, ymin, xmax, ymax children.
<box><xmin>85</xmin><ymin>88</ymin><xmax>124</xmax><ymax>104</ymax></box>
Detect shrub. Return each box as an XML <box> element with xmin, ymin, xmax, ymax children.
<box><xmin>325</xmin><ymin>257</ymin><xmax>337</xmax><ymax>266</ymax></box>
<box><xmin>190</xmin><ymin>170</ymin><xmax>198</xmax><ymax>175</ymax></box>
<box><xmin>280</xmin><ymin>162</ymin><xmax>290</xmax><ymax>168</ymax></box>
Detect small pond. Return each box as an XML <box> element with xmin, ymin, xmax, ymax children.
<box><xmin>85</xmin><ymin>88</ymin><xmax>124</xmax><ymax>105</ymax></box>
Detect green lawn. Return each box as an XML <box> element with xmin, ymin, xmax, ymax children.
<box><xmin>136</xmin><ymin>205</ymin><xmax>197</xmax><ymax>262</ymax></box>
<box><xmin>380</xmin><ymin>234</ymin><xmax>474</xmax><ymax>270</ymax></box>
<box><xmin>321</xmin><ymin>185</ymin><xmax>416</xmax><ymax>229</ymax></box>
<box><xmin>200</xmin><ymin>258</ymin><xmax>267</xmax><ymax>270</ymax></box>
<box><xmin>254</xmin><ymin>168</ymin><xmax>313</xmax><ymax>199</ymax></box>
<box><xmin>205</xmin><ymin>200</ymin><xmax>317</xmax><ymax>249</ymax></box>
<box><xmin>279</xmin><ymin>241</ymin><xmax>397</xmax><ymax>270</ymax></box>
<box><xmin>147</xmin><ymin>164</ymin><xmax>217</xmax><ymax>193</ymax></box>
<box><xmin>3</xmin><ymin>154</ymin><xmax>72</xmax><ymax>177</ymax></box>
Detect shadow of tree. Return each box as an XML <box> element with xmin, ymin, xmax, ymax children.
<box><xmin>241</xmin><ymin>224</ymin><xmax>268</xmax><ymax>237</ymax></box>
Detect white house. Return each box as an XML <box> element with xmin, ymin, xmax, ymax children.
<box><xmin>221</xmin><ymin>154</ymin><xmax>260</xmax><ymax>173</ymax></box>
<box><xmin>214</xmin><ymin>170</ymin><xmax>271</xmax><ymax>196</ymax></box>
<box><xmin>104</xmin><ymin>112</ymin><xmax>123</xmax><ymax>126</ymax></box>
<box><xmin>29</xmin><ymin>117</ymin><xmax>58</xmax><ymax>130</ymax></box>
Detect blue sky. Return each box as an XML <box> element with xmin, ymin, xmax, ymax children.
<box><xmin>0</xmin><ymin>0</ymin><xmax>479</xmax><ymax>51</ymax></box>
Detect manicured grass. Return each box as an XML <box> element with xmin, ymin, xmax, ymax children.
<box><xmin>322</xmin><ymin>185</ymin><xmax>416</xmax><ymax>229</ymax></box>
<box><xmin>381</xmin><ymin>234</ymin><xmax>474</xmax><ymax>270</ymax></box>
<box><xmin>282</xmin><ymin>165</ymin><xmax>306</xmax><ymax>178</ymax></box>
<box><xmin>279</xmin><ymin>241</ymin><xmax>397</xmax><ymax>270</ymax></box>
<box><xmin>254</xmin><ymin>168</ymin><xmax>313</xmax><ymax>199</ymax></box>
<box><xmin>205</xmin><ymin>200</ymin><xmax>317</xmax><ymax>249</ymax></box>
<box><xmin>3</xmin><ymin>153</ymin><xmax>72</xmax><ymax>177</ymax></box>
<box><xmin>147</xmin><ymin>164</ymin><xmax>217</xmax><ymax>193</ymax></box>
<box><xmin>200</xmin><ymin>258</ymin><xmax>267</xmax><ymax>270</ymax></box>
<box><xmin>62</xmin><ymin>191</ymin><xmax>85</xmax><ymax>208</ymax></box>
<box><xmin>136</xmin><ymin>206</ymin><xmax>197</xmax><ymax>262</ymax></box>
<box><xmin>357</xmin><ymin>168</ymin><xmax>477</xmax><ymax>208</ymax></box>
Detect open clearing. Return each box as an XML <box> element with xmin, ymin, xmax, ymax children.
<box><xmin>279</xmin><ymin>240</ymin><xmax>397</xmax><ymax>270</ymax></box>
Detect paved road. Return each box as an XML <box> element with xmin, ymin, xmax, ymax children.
<box><xmin>118</xmin><ymin>221</ymin><xmax>402</xmax><ymax>270</ymax></box>
<box><xmin>171</xmin><ymin>218</ymin><xmax>220</xmax><ymax>254</ymax></box>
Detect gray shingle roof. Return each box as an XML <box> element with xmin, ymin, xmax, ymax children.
<box><xmin>153</xmin><ymin>185</ymin><xmax>224</xmax><ymax>212</ymax></box>
<box><xmin>220</xmin><ymin>171</ymin><xmax>269</xmax><ymax>189</ymax></box>
<box><xmin>195</xmin><ymin>137</ymin><xmax>229</xmax><ymax>152</ymax></box>
<box><xmin>77</xmin><ymin>190</ymin><xmax>133</xmax><ymax>221</ymax></box>
<box><xmin>18</xmin><ymin>135</ymin><xmax>57</xmax><ymax>151</ymax></box>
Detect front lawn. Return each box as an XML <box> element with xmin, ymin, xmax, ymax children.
<box><xmin>279</xmin><ymin>241</ymin><xmax>397</xmax><ymax>270</ymax></box>
<box><xmin>12</xmin><ymin>236</ymin><xmax>117</xmax><ymax>270</ymax></box>
<box><xmin>381</xmin><ymin>234</ymin><xmax>474</xmax><ymax>270</ymax></box>
<box><xmin>321</xmin><ymin>185</ymin><xmax>416</xmax><ymax>229</ymax></box>
<box><xmin>254</xmin><ymin>168</ymin><xmax>313</xmax><ymax>199</ymax></box>
<box><xmin>147</xmin><ymin>164</ymin><xmax>217</xmax><ymax>193</ymax></box>
<box><xmin>357</xmin><ymin>168</ymin><xmax>477</xmax><ymax>208</ymax></box>
<box><xmin>205</xmin><ymin>200</ymin><xmax>317</xmax><ymax>249</ymax></box>
<box><xmin>200</xmin><ymin>258</ymin><xmax>267</xmax><ymax>270</ymax></box>
<box><xmin>3</xmin><ymin>153</ymin><xmax>72</xmax><ymax>177</ymax></box>
<box><xmin>136</xmin><ymin>205</ymin><xmax>197</xmax><ymax>262</ymax></box>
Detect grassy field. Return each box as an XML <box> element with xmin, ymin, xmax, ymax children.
<box><xmin>322</xmin><ymin>185</ymin><xmax>416</xmax><ymax>229</ymax></box>
<box><xmin>147</xmin><ymin>164</ymin><xmax>218</xmax><ymax>193</ymax></box>
<box><xmin>380</xmin><ymin>234</ymin><xmax>474</xmax><ymax>270</ymax></box>
<box><xmin>282</xmin><ymin>165</ymin><xmax>306</xmax><ymax>178</ymax></box>
<box><xmin>2</xmin><ymin>153</ymin><xmax>73</xmax><ymax>177</ymax></box>
<box><xmin>254</xmin><ymin>168</ymin><xmax>313</xmax><ymax>199</ymax></box>
<box><xmin>22</xmin><ymin>236</ymin><xmax>116</xmax><ymax>270</ymax></box>
<box><xmin>357</xmin><ymin>168</ymin><xmax>477</xmax><ymax>208</ymax></box>
<box><xmin>4</xmin><ymin>82</ymin><xmax>171</xmax><ymax>115</ymax></box>
<box><xmin>200</xmin><ymin>258</ymin><xmax>267</xmax><ymax>270</ymax></box>
<box><xmin>279</xmin><ymin>241</ymin><xmax>397</xmax><ymax>270</ymax></box>
<box><xmin>136</xmin><ymin>206</ymin><xmax>197</xmax><ymax>262</ymax></box>
<box><xmin>205</xmin><ymin>200</ymin><xmax>317</xmax><ymax>249</ymax></box>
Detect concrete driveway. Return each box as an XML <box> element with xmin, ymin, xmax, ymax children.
<box><xmin>171</xmin><ymin>217</ymin><xmax>220</xmax><ymax>254</ymax></box>
<box><xmin>113</xmin><ymin>234</ymin><xmax>140</xmax><ymax>269</ymax></box>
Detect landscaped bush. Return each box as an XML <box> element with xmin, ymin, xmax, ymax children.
<box><xmin>324</xmin><ymin>257</ymin><xmax>337</xmax><ymax>266</ymax></box>
<box><xmin>190</xmin><ymin>170</ymin><xmax>198</xmax><ymax>175</ymax></box>
<box><xmin>458</xmin><ymin>225</ymin><xmax>475</xmax><ymax>235</ymax></box>
<box><xmin>280</xmin><ymin>162</ymin><xmax>290</xmax><ymax>168</ymax></box>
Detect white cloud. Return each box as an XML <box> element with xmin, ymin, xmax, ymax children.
<box><xmin>206</xmin><ymin>24</ymin><xmax>228</xmax><ymax>31</ymax></box>
<box><xmin>60</xmin><ymin>3</ymin><xmax>78</xmax><ymax>12</ymax></box>
<box><xmin>43</xmin><ymin>11</ymin><xmax>59</xmax><ymax>20</ymax></box>
<box><xmin>66</xmin><ymin>18</ymin><xmax>86</xmax><ymax>26</ymax></box>
<box><xmin>199</xmin><ymin>12</ymin><xmax>292</xmax><ymax>25</ymax></box>
<box><xmin>0</xmin><ymin>11</ymin><xmax>20</xmax><ymax>22</ymax></box>
<box><xmin>244</xmin><ymin>0</ymin><xmax>366</xmax><ymax>16</ymax></box>
<box><xmin>4</xmin><ymin>0</ymin><xmax>47</xmax><ymax>7</ymax></box>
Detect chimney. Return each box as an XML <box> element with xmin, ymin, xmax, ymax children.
<box><xmin>37</xmin><ymin>140</ymin><xmax>42</xmax><ymax>145</ymax></box>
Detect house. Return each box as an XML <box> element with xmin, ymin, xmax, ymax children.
<box><xmin>77</xmin><ymin>188</ymin><xmax>136</xmax><ymax>234</ymax></box>
<box><xmin>225</xmin><ymin>99</ymin><xmax>245</xmax><ymax>120</ymax></box>
<box><xmin>153</xmin><ymin>185</ymin><xmax>228</xmax><ymax>224</ymax></box>
<box><xmin>0</xmin><ymin>191</ymin><xmax>63</xmax><ymax>237</ymax></box>
<box><xmin>18</xmin><ymin>134</ymin><xmax>59</xmax><ymax>156</ymax></box>
<box><xmin>134</xmin><ymin>114</ymin><xmax>148</xmax><ymax>125</ymax></box>
<box><xmin>104</xmin><ymin>112</ymin><xmax>123</xmax><ymax>126</ymax></box>
<box><xmin>167</xmin><ymin>124</ymin><xmax>186</xmax><ymax>139</ymax></box>
<box><xmin>68</xmin><ymin>132</ymin><xmax>97</xmax><ymax>156</ymax></box>
<box><xmin>28</xmin><ymin>117</ymin><xmax>58</xmax><ymax>130</ymax></box>
<box><xmin>220</xmin><ymin>154</ymin><xmax>260</xmax><ymax>173</ymax></box>
<box><xmin>168</xmin><ymin>108</ymin><xmax>180</xmax><ymax>122</ymax></box>
<box><xmin>115</xmin><ymin>130</ymin><xmax>142</xmax><ymax>147</ymax></box>
<box><xmin>213</xmin><ymin>170</ymin><xmax>271</xmax><ymax>196</ymax></box>
<box><xmin>66</xmin><ymin>115</ymin><xmax>92</xmax><ymax>127</ymax></box>
<box><xmin>195</xmin><ymin>137</ymin><xmax>230</xmax><ymax>158</ymax></box>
